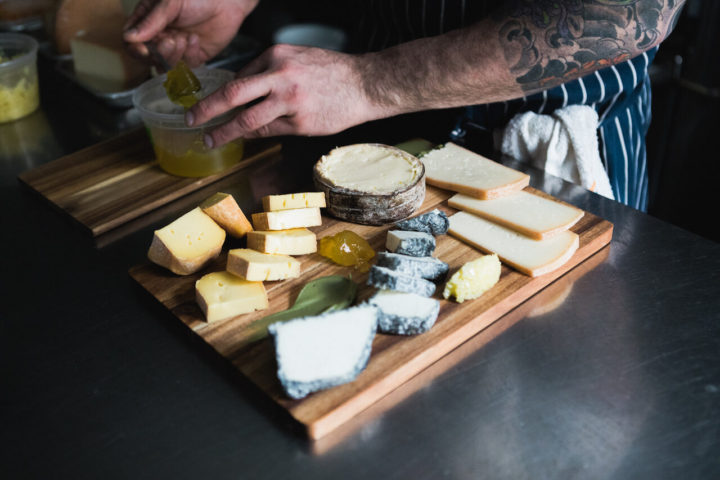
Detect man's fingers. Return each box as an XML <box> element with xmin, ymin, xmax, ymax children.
<box><xmin>187</xmin><ymin>76</ymin><xmax>272</xmax><ymax>126</ymax></box>
<box><xmin>205</xmin><ymin>101</ymin><xmax>289</xmax><ymax>147</ymax></box>
<box><xmin>243</xmin><ymin>117</ymin><xmax>297</xmax><ymax>139</ymax></box>
<box><xmin>234</xmin><ymin>52</ymin><xmax>270</xmax><ymax>79</ymax></box>
<box><xmin>123</xmin><ymin>0</ymin><xmax>178</xmax><ymax>43</ymax></box>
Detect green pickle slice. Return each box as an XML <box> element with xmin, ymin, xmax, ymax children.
<box><xmin>163</xmin><ymin>60</ymin><xmax>201</xmax><ymax>107</ymax></box>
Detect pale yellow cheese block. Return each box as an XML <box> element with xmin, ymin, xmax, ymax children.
<box><xmin>200</xmin><ymin>192</ymin><xmax>253</xmax><ymax>238</ymax></box>
<box><xmin>448</xmin><ymin>191</ymin><xmax>584</xmax><ymax>240</ymax></box>
<box><xmin>251</xmin><ymin>207</ymin><xmax>322</xmax><ymax>231</ymax></box>
<box><xmin>227</xmin><ymin>248</ymin><xmax>301</xmax><ymax>281</ymax></box>
<box><xmin>70</xmin><ymin>32</ymin><xmax>149</xmax><ymax>91</ymax></box>
<box><xmin>195</xmin><ymin>271</ymin><xmax>268</xmax><ymax>323</ymax></box>
<box><xmin>448</xmin><ymin>211</ymin><xmax>578</xmax><ymax>277</ymax></box>
<box><xmin>147</xmin><ymin>208</ymin><xmax>225</xmax><ymax>275</ymax></box>
<box><xmin>421</xmin><ymin>143</ymin><xmax>529</xmax><ymax>199</ymax></box>
<box><xmin>246</xmin><ymin>228</ymin><xmax>317</xmax><ymax>255</ymax></box>
<box><xmin>262</xmin><ymin>192</ymin><xmax>326</xmax><ymax>211</ymax></box>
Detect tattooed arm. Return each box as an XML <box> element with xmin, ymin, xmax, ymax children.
<box><xmin>359</xmin><ymin>0</ymin><xmax>686</xmax><ymax>114</ymax></box>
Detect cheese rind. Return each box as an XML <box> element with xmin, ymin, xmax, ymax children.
<box><xmin>147</xmin><ymin>208</ymin><xmax>225</xmax><ymax>275</ymax></box>
<box><xmin>368</xmin><ymin>290</ymin><xmax>440</xmax><ymax>335</ymax></box>
<box><xmin>262</xmin><ymin>192</ymin><xmax>326</xmax><ymax>211</ymax></box>
<box><xmin>367</xmin><ymin>266</ymin><xmax>436</xmax><ymax>297</ymax></box>
<box><xmin>227</xmin><ymin>248</ymin><xmax>301</xmax><ymax>281</ymax></box>
<box><xmin>421</xmin><ymin>143</ymin><xmax>529</xmax><ymax>199</ymax></box>
<box><xmin>200</xmin><ymin>192</ymin><xmax>253</xmax><ymax>238</ymax></box>
<box><xmin>385</xmin><ymin>230</ymin><xmax>436</xmax><ymax>257</ymax></box>
<box><xmin>448</xmin><ymin>191</ymin><xmax>584</xmax><ymax>240</ymax></box>
<box><xmin>395</xmin><ymin>208</ymin><xmax>449</xmax><ymax>235</ymax></box>
<box><xmin>375</xmin><ymin>252</ymin><xmax>449</xmax><ymax>282</ymax></box>
<box><xmin>246</xmin><ymin>228</ymin><xmax>317</xmax><ymax>255</ymax></box>
<box><xmin>195</xmin><ymin>271</ymin><xmax>268</xmax><ymax>323</ymax></box>
<box><xmin>448</xmin><ymin>211</ymin><xmax>579</xmax><ymax>277</ymax></box>
<box><xmin>251</xmin><ymin>207</ymin><xmax>322</xmax><ymax>231</ymax></box>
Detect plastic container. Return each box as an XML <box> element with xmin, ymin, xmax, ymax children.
<box><xmin>0</xmin><ymin>33</ymin><xmax>40</xmax><ymax>123</ymax></box>
<box><xmin>132</xmin><ymin>67</ymin><xmax>244</xmax><ymax>177</ymax></box>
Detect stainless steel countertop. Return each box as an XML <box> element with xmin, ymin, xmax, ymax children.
<box><xmin>1</xmin><ymin>67</ymin><xmax>719</xmax><ymax>479</ymax></box>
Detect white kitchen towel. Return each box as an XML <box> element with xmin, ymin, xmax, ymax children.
<box><xmin>495</xmin><ymin>105</ymin><xmax>614</xmax><ymax>200</ymax></box>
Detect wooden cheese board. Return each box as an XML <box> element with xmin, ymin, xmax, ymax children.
<box><xmin>129</xmin><ymin>184</ymin><xmax>613</xmax><ymax>439</ymax></box>
<box><xmin>18</xmin><ymin>128</ymin><xmax>280</xmax><ymax>237</ymax></box>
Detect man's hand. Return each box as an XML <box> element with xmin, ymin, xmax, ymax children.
<box><xmin>123</xmin><ymin>0</ymin><xmax>258</xmax><ymax>67</ymax></box>
<box><xmin>187</xmin><ymin>45</ymin><xmax>387</xmax><ymax>146</ymax></box>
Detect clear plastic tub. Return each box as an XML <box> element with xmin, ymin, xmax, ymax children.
<box><xmin>132</xmin><ymin>67</ymin><xmax>244</xmax><ymax>177</ymax></box>
<box><xmin>0</xmin><ymin>33</ymin><xmax>40</xmax><ymax>123</ymax></box>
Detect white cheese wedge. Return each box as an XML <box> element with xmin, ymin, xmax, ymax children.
<box><xmin>262</xmin><ymin>192</ymin><xmax>326</xmax><ymax>211</ymax></box>
<box><xmin>246</xmin><ymin>228</ymin><xmax>317</xmax><ymax>255</ymax></box>
<box><xmin>448</xmin><ymin>191</ymin><xmax>584</xmax><ymax>240</ymax></box>
<box><xmin>448</xmin><ymin>211</ymin><xmax>579</xmax><ymax>277</ymax></box>
<box><xmin>251</xmin><ymin>207</ymin><xmax>322</xmax><ymax>231</ymax></box>
<box><xmin>227</xmin><ymin>248</ymin><xmax>301</xmax><ymax>281</ymax></box>
<box><xmin>195</xmin><ymin>271</ymin><xmax>268</xmax><ymax>323</ymax></box>
<box><xmin>147</xmin><ymin>208</ymin><xmax>225</xmax><ymax>275</ymax></box>
<box><xmin>421</xmin><ymin>143</ymin><xmax>529</xmax><ymax>199</ymax></box>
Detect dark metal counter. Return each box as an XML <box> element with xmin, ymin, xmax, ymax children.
<box><xmin>1</xmin><ymin>67</ymin><xmax>719</xmax><ymax>480</ymax></box>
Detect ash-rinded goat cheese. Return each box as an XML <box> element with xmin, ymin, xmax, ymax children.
<box><xmin>395</xmin><ymin>209</ymin><xmax>449</xmax><ymax>235</ymax></box>
<box><xmin>367</xmin><ymin>265</ymin><xmax>436</xmax><ymax>297</ymax></box>
<box><xmin>268</xmin><ymin>305</ymin><xmax>378</xmax><ymax>399</ymax></box>
<box><xmin>368</xmin><ymin>290</ymin><xmax>440</xmax><ymax>335</ymax></box>
<box><xmin>375</xmin><ymin>252</ymin><xmax>449</xmax><ymax>282</ymax></box>
<box><xmin>385</xmin><ymin>230</ymin><xmax>436</xmax><ymax>257</ymax></box>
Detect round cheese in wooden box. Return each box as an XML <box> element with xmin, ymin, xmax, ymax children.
<box><xmin>313</xmin><ymin>144</ymin><xmax>426</xmax><ymax>225</ymax></box>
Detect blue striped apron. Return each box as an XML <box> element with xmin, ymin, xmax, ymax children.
<box><xmin>354</xmin><ymin>0</ymin><xmax>657</xmax><ymax>211</ymax></box>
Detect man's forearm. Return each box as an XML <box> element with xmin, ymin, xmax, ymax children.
<box><xmin>358</xmin><ymin>0</ymin><xmax>685</xmax><ymax>115</ymax></box>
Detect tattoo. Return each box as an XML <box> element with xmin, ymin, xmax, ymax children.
<box><xmin>498</xmin><ymin>0</ymin><xmax>686</xmax><ymax>91</ymax></box>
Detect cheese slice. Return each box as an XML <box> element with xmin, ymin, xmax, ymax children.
<box><xmin>147</xmin><ymin>208</ymin><xmax>225</xmax><ymax>275</ymax></box>
<box><xmin>251</xmin><ymin>207</ymin><xmax>322</xmax><ymax>230</ymax></box>
<box><xmin>247</xmin><ymin>228</ymin><xmax>317</xmax><ymax>255</ymax></box>
<box><xmin>262</xmin><ymin>192</ymin><xmax>326</xmax><ymax>211</ymax></box>
<box><xmin>448</xmin><ymin>211</ymin><xmax>578</xmax><ymax>277</ymax></box>
<box><xmin>421</xmin><ymin>143</ymin><xmax>529</xmax><ymax>199</ymax></box>
<box><xmin>448</xmin><ymin>191</ymin><xmax>584</xmax><ymax>240</ymax></box>
<box><xmin>227</xmin><ymin>248</ymin><xmax>301</xmax><ymax>281</ymax></box>
<box><xmin>195</xmin><ymin>271</ymin><xmax>268</xmax><ymax>323</ymax></box>
<box><xmin>200</xmin><ymin>192</ymin><xmax>253</xmax><ymax>238</ymax></box>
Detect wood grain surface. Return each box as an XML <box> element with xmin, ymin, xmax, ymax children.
<box><xmin>18</xmin><ymin>129</ymin><xmax>280</xmax><ymax>236</ymax></box>
<box><xmin>129</xmin><ymin>184</ymin><xmax>613</xmax><ymax>439</ymax></box>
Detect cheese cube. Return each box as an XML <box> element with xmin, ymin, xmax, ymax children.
<box><xmin>147</xmin><ymin>208</ymin><xmax>225</xmax><ymax>275</ymax></box>
<box><xmin>251</xmin><ymin>207</ymin><xmax>322</xmax><ymax>231</ymax></box>
<box><xmin>227</xmin><ymin>248</ymin><xmax>301</xmax><ymax>281</ymax></box>
<box><xmin>200</xmin><ymin>192</ymin><xmax>253</xmax><ymax>238</ymax></box>
<box><xmin>195</xmin><ymin>271</ymin><xmax>268</xmax><ymax>323</ymax></box>
<box><xmin>247</xmin><ymin>228</ymin><xmax>317</xmax><ymax>255</ymax></box>
<box><xmin>262</xmin><ymin>192</ymin><xmax>326</xmax><ymax>211</ymax></box>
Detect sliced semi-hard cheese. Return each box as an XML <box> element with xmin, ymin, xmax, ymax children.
<box><xmin>262</xmin><ymin>192</ymin><xmax>326</xmax><ymax>211</ymax></box>
<box><xmin>251</xmin><ymin>207</ymin><xmax>322</xmax><ymax>231</ymax></box>
<box><xmin>246</xmin><ymin>228</ymin><xmax>317</xmax><ymax>255</ymax></box>
<box><xmin>195</xmin><ymin>271</ymin><xmax>268</xmax><ymax>323</ymax></box>
<box><xmin>200</xmin><ymin>192</ymin><xmax>253</xmax><ymax>238</ymax></box>
<box><xmin>421</xmin><ymin>143</ymin><xmax>529</xmax><ymax>199</ymax></box>
<box><xmin>147</xmin><ymin>207</ymin><xmax>225</xmax><ymax>275</ymax></box>
<box><xmin>227</xmin><ymin>248</ymin><xmax>301</xmax><ymax>281</ymax></box>
<box><xmin>448</xmin><ymin>191</ymin><xmax>584</xmax><ymax>240</ymax></box>
<box><xmin>448</xmin><ymin>211</ymin><xmax>578</xmax><ymax>277</ymax></box>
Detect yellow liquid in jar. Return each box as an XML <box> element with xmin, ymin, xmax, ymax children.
<box><xmin>153</xmin><ymin>138</ymin><xmax>244</xmax><ymax>177</ymax></box>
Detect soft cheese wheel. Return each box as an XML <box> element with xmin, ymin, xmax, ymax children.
<box><xmin>448</xmin><ymin>211</ymin><xmax>578</xmax><ymax>277</ymax></box>
<box><xmin>313</xmin><ymin>144</ymin><xmax>426</xmax><ymax>225</ymax></box>
<box><xmin>448</xmin><ymin>191</ymin><xmax>584</xmax><ymax>240</ymax></box>
<box><xmin>421</xmin><ymin>143</ymin><xmax>529</xmax><ymax>199</ymax></box>
<box><xmin>195</xmin><ymin>271</ymin><xmax>268</xmax><ymax>323</ymax></box>
<box><xmin>147</xmin><ymin>207</ymin><xmax>225</xmax><ymax>275</ymax></box>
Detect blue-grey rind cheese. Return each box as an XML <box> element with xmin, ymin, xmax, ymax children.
<box><xmin>395</xmin><ymin>209</ymin><xmax>449</xmax><ymax>235</ymax></box>
<box><xmin>367</xmin><ymin>265</ymin><xmax>436</xmax><ymax>297</ymax></box>
<box><xmin>375</xmin><ymin>252</ymin><xmax>449</xmax><ymax>282</ymax></box>
<box><xmin>385</xmin><ymin>230</ymin><xmax>436</xmax><ymax>257</ymax></box>
<box><xmin>367</xmin><ymin>290</ymin><xmax>440</xmax><ymax>335</ymax></box>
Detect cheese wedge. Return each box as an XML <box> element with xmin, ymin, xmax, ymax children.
<box><xmin>147</xmin><ymin>208</ymin><xmax>225</xmax><ymax>275</ymax></box>
<box><xmin>247</xmin><ymin>228</ymin><xmax>317</xmax><ymax>255</ymax></box>
<box><xmin>227</xmin><ymin>248</ymin><xmax>301</xmax><ymax>281</ymax></box>
<box><xmin>251</xmin><ymin>207</ymin><xmax>322</xmax><ymax>231</ymax></box>
<box><xmin>200</xmin><ymin>192</ymin><xmax>253</xmax><ymax>238</ymax></box>
<box><xmin>448</xmin><ymin>211</ymin><xmax>578</xmax><ymax>277</ymax></box>
<box><xmin>195</xmin><ymin>271</ymin><xmax>268</xmax><ymax>323</ymax></box>
<box><xmin>448</xmin><ymin>191</ymin><xmax>584</xmax><ymax>240</ymax></box>
<box><xmin>421</xmin><ymin>143</ymin><xmax>529</xmax><ymax>199</ymax></box>
<box><xmin>262</xmin><ymin>192</ymin><xmax>326</xmax><ymax>211</ymax></box>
